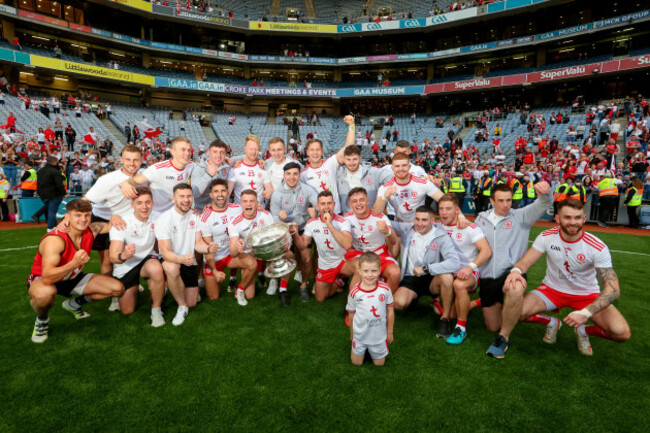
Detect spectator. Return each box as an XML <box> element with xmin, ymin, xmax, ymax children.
<box><xmin>33</xmin><ymin>156</ymin><xmax>66</xmax><ymax>229</ymax></box>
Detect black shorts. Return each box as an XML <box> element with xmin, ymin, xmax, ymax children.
<box><xmin>398</xmin><ymin>275</ymin><xmax>434</xmax><ymax>298</ymax></box>
<box><xmin>27</xmin><ymin>272</ymin><xmax>92</xmax><ymax>298</ymax></box>
<box><xmin>180</xmin><ymin>264</ymin><xmax>199</xmax><ymax>288</ymax></box>
<box><xmin>479</xmin><ymin>271</ymin><xmax>527</xmax><ymax>308</ymax></box>
<box><xmin>118</xmin><ymin>255</ymin><xmax>160</xmax><ymax>289</ymax></box>
<box><xmin>91</xmin><ymin>214</ymin><xmax>110</xmax><ymax>251</ymax></box>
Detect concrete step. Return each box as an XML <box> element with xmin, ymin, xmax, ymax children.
<box><xmin>102</xmin><ymin>117</ymin><xmax>127</xmax><ymax>150</ymax></box>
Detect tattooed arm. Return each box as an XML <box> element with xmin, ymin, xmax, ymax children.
<box><xmin>564</xmin><ymin>267</ymin><xmax>620</xmax><ymax>327</ymax></box>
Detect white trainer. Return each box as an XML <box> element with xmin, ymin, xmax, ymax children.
<box><xmin>575</xmin><ymin>328</ymin><xmax>593</xmax><ymax>356</ymax></box>
<box><xmin>172</xmin><ymin>306</ymin><xmax>189</xmax><ymax>326</ymax></box>
<box><xmin>31</xmin><ymin>319</ymin><xmax>49</xmax><ymax>343</ymax></box>
<box><xmin>62</xmin><ymin>299</ymin><xmax>90</xmax><ymax>320</ymax></box>
<box><xmin>236</xmin><ymin>289</ymin><xmax>248</xmax><ymax>306</ymax></box>
<box><xmin>138</xmin><ymin>284</ymin><xmax>145</xmax><ymax>293</ymax></box>
<box><xmin>543</xmin><ymin>319</ymin><xmax>562</xmax><ymax>344</ymax></box>
<box><xmin>108</xmin><ymin>297</ymin><xmax>121</xmax><ymax>312</ymax></box>
<box><xmin>151</xmin><ymin>308</ymin><xmax>165</xmax><ymax>328</ymax></box>
<box><xmin>266</xmin><ymin>278</ymin><xmax>278</xmax><ymax>295</ymax></box>
<box><xmin>294</xmin><ymin>271</ymin><xmax>302</xmax><ymax>283</ymax></box>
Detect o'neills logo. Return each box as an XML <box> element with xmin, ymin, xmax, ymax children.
<box><xmin>540</xmin><ymin>66</ymin><xmax>586</xmax><ymax>80</ymax></box>
<box><xmin>454</xmin><ymin>79</ymin><xmax>491</xmax><ymax>90</ymax></box>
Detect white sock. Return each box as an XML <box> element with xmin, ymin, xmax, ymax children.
<box><xmin>279</xmin><ymin>287</ymin><xmax>287</xmax><ymax>293</ymax></box>
<box><xmin>456</xmin><ymin>324</ymin><xmax>466</xmax><ymax>332</ymax></box>
<box><xmin>151</xmin><ymin>307</ymin><xmax>162</xmax><ymax>315</ymax></box>
<box><xmin>547</xmin><ymin>317</ymin><xmax>559</xmax><ymax>328</ymax></box>
<box><xmin>577</xmin><ymin>324</ymin><xmax>587</xmax><ymax>336</ymax></box>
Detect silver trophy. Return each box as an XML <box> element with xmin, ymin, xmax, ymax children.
<box><xmin>245</xmin><ymin>223</ymin><xmax>296</xmax><ymax>278</ymax></box>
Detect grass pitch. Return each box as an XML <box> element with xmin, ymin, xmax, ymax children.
<box><xmin>0</xmin><ymin>226</ymin><xmax>648</xmax><ymax>432</ymax></box>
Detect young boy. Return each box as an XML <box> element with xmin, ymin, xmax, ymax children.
<box><xmin>347</xmin><ymin>252</ymin><xmax>395</xmax><ymax>366</ymax></box>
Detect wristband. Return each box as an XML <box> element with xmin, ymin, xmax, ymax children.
<box><xmin>511</xmin><ymin>267</ymin><xmax>523</xmax><ymax>274</ymax></box>
<box><xmin>118</xmin><ymin>252</ymin><xmax>124</xmax><ymax>262</ymax></box>
<box><xmin>386</xmin><ymin>228</ymin><xmax>392</xmax><ymax>237</ymax></box>
<box><xmin>574</xmin><ymin>308</ymin><xmax>593</xmax><ymax>319</ymax></box>
<box><xmin>469</xmin><ymin>262</ymin><xmax>478</xmax><ymax>270</ymax></box>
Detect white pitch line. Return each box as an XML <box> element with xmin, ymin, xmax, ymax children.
<box><xmin>0</xmin><ymin>245</ymin><xmax>39</xmax><ymax>252</ymax></box>
<box><xmin>527</xmin><ymin>240</ymin><xmax>650</xmax><ymax>257</ymax></box>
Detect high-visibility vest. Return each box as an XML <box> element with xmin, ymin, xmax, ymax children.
<box><xmin>62</xmin><ymin>173</ymin><xmax>68</xmax><ymax>191</ymax></box>
<box><xmin>449</xmin><ymin>176</ymin><xmax>465</xmax><ymax>193</ymax></box>
<box><xmin>511</xmin><ymin>179</ymin><xmax>523</xmax><ymax>200</ymax></box>
<box><xmin>568</xmin><ymin>185</ymin><xmax>587</xmax><ymax>203</ymax></box>
<box><xmin>0</xmin><ymin>179</ymin><xmax>9</xmax><ymax>199</ymax></box>
<box><xmin>554</xmin><ymin>183</ymin><xmax>569</xmax><ymax>202</ymax></box>
<box><xmin>435</xmin><ymin>177</ymin><xmax>446</xmax><ymax>194</ymax></box>
<box><xmin>598</xmin><ymin>178</ymin><xmax>618</xmax><ymax>197</ymax></box>
<box><xmin>627</xmin><ymin>187</ymin><xmax>642</xmax><ymax>206</ymax></box>
<box><xmin>21</xmin><ymin>168</ymin><xmax>37</xmax><ymax>190</ymax></box>
<box><xmin>481</xmin><ymin>177</ymin><xmax>492</xmax><ymax>196</ymax></box>
<box><xmin>526</xmin><ymin>182</ymin><xmax>536</xmax><ymax>199</ymax></box>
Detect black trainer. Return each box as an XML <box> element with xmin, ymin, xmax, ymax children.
<box><xmin>436</xmin><ymin>318</ymin><xmax>453</xmax><ymax>339</ymax></box>
<box><xmin>299</xmin><ymin>287</ymin><xmax>310</xmax><ymax>302</ymax></box>
<box><xmin>228</xmin><ymin>276</ymin><xmax>238</xmax><ymax>293</ymax></box>
<box><xmin>279</xmin><ymin>291</ymin><xmax>290</xmax><ymax>307</ymax></box>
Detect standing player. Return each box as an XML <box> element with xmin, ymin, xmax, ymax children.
<box><xmin>347</xmin><ymin>252</ymin><xmax>395</xmax><ymax>366</ymax></box>
<box><xmin>501</xmin><ymin>199</ymin><xmax>630</xmax><ymax>357</ymax></box>
<box><xmin>228</xmin><ymin>189</ymin><xmax>293</xmax><ymax>306</ymax></box>
<box><xmin>344</xmin><ymin>187</ymin><xmax>401</xmax><ymax>292</ymax></box>
<box><xmin>264</xmin><ymin>137</ymin><xmax>302</xmax><ymax>190</ymax></box>
<box><xmin>293</xmin><ymin>191</ymin><xmax>355</xmax><ymax>302</ymax></box>
<box><xmin>227</xmin><ymin>135</ymin><xmax>273</xmax><ymax>205</ymax></box>
<box><xmin>27</xmin><ymin>199</ymin><xmax>125</xmax><ymax>343</ymax></box>
<box><xmin>300</xmin><ymin>115</ymin><xmax>356</xmax><ymax>213</ymax></box>
<box><xmin>392</xmin><ymin>206</ymin><xmax>460</xmax><ymax>339</ymax></box>
<box><xmin>84</xmin><ymin>144</ymin><xmax>143</xmax><ymax>311</ymax></box>
<box><xmin>120</xmin><ymin>136</ymin><xmax>195</xmax><ymax>218</ymax></box>
<box><xmin>269</xmin><ymin>162</ymin><xmax>318</xmax><ymax>301</ymax></box>
<box><xmin>108</xmin><ymin>187</ymin><xmax>165</xmax><ymax>326</ymax></box>
<box><xmin>191</xmin><ymin>139</ymin><xmax>232</xmax><ymax>210</ymax></box>
<box><xmin>436</xmin><ymin>194</ymin><xmax>492</xmax><ymax>344</ymax></box>
<box><xmin>337</xmin><ymin>145</ymin><xmax>381</xmax><ymax>214</ymax></box>
<box><xmin>475</xmin><ymin>181</ymin><xmax>552</xmax><ymax>359</ymax></box>
<box><xmin>154</xmin><ymin>183</ymin><xmax>218</xmax><ymax>326</ymax></box>
<box><xmin>199</xmin><ymin>179</ymin><xmax>257</xmax><ymax>304</ymax></box>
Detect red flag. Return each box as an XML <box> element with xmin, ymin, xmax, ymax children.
<box><xmin>0</xmin><ymin>123</ymin><xmax>24</xmax><ymax>134</ymax></box>
<box><xmin>83</xmin><ymin>134</ymin><xmax>96</xmax><ymax>145</ymax></box>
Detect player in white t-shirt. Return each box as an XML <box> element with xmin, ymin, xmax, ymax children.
<box><xmin>437</xmin><ymin>194</ymin><xmax>492</xmax><ymax>345</ymax></box>
<box><xmin>155</xmin><ymin>183</ymin><xmax>218</xmax><ymax>326</ymax></box>
<box><xmin>84</xmin><ymin>144</ymin><xmax>144</xmax><ymax>311</ymax></box>
<box><xmin>108</xmin><ymin>187</ymin><xmax>165</xmax><ymax>327</ymax></box>
<box><xmin>227</xmin><ymin>134</ymin><xmax>273</xmax><ymax>204</ymax></box>
<box><xmin>121</xmin><ymin>136</ymin><xmax>195</xmax><ymax>218</ymax></box>
<box><xmin>264</xmin><ymin>137</ymin><xmax>302</xmax><ymax>190</ymax></box>
<box><xmin>228</xmin><ymin>189</ymin><xmax>292</xmax><ymax>306</ymax></box>
<box><xmin>300</xmin><ymin>115</ymin><xmax>356</xmax><ymax>213</ymax></box>
<box><xmin>344</xmin><ymin>187</ymin><xmax>401</xmax><ymax>292</ymax></box>
<box><xmin>503</xmin><ymin>199</ymin><xmax>630</xmax><ymax>357</ymax></box>
<box><xmin>198</xmin><ymin>179</ymin><xmax>257</xmax><ymax>305</ymax></box>
<box><xmin>347</xmin><ymin>252</ymin><xmax>395</xmax><ymax>366</ymax></box>
<box><xmin>293</xmin><ymin>190</ymin><xmax>355</xmax><ymax>302</ymax></box>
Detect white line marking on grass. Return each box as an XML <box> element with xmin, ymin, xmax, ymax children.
<box><xmin>527</xmin><ymin>241</ymin><xmax>650</xmax><ymax>257</ymax></box>
<box><xmin>0</xmin><ymin>245</ymin><xmax>39</xmax><ymax>252</ymax></box>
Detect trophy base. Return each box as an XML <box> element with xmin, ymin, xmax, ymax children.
<box><xmin>264</xmin><ymin>258</ymin><xmax>296</xmax><ymax>278</ymax></box>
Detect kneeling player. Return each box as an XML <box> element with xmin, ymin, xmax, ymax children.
<box><xmin>502</xmin><ymin>199</ymin><xmax>631</xmax><ymax>357</ymax></box>
<box><xmin>344</xmin><ymin>187</ymin><xmax>401</xmax><ymax>292</ymax></box>
<box><xmin>293</xmin><ymin>191</ymin><xmax>355</xmax><ymax>302</ymax></box>
<box><xmin>392</xmin><ymin>206</ymin><xmax>460</xmax><ymax>338</ymax></box>
<box><xmin>437</xmin><ymin>194</ymin><xmax>492</xmax><ymax>344</ymax></box>
<box><xmin>28</xmin><ymin>199</ymin><xmax>125</xmax><ymax>343</ymax></box>
<box><xmin>347</xmin><ymin>252</ymin><xmax>395</xmax><ymax>366</ymax></box>
<box><xmin>109</xmin><ymin>187</ymin><xmax>166</xmax><ymax>326</ymax></box>
<box><xmin>199</xmin><ymin>179</ymin><xmax>256</xmax><ymax>304</ymax></box>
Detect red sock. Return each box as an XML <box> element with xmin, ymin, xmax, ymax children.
<box><xmin>474</xmin><ymin>299</ymin><xmax>482</xmax><ymax>308</ymax></box>
<box><xmin>525</xmin><ymin>314</ymin><xmax>553</xmax><ymax>325</ymax></box>
<box><xmin>456</xmin><ymin>319</ymin><xmax>467</xmax><ymax>328</ymax></box>
<box><xmin>585</xmin><ymin>325</ymin><xmax>613</xmax><ymax>340</ymax></box>
<box><xmin>237</xmin><ymin>284</ymin><xmax>246</xmax><ymax>293</ymax></box>
<box><xmin>280</xmin><ymin>279</ymin><xmax>288</xmax><ymax>288</ymax></box>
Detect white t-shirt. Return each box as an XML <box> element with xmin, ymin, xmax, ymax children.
<box><xmin>142</xmin><ymin>160</ymin><xmax>194</xmax><ymax>217</ymax></box>
<box><xmin>109</xmin><ymin>211</ymin><xmax>156</xmax><ymax>279</ymax></box>
<box><xmin>300</xmin><ymin>156</ymin><xmax>342</xmax><ymax>211</ymax></box>
<box><xmin>345</xmin><ymin>168</ymin><xmax>364</xmax><ymax>189</ymax></box>
<box><xmin>405</xmin><ymin>227</ymin><xmax>439</xmax><ymax>276</ymax></box>
<box><xmin>442</xmin><ymin>222</ymin><xmax>485</xmax><ymax>269</ymax></box>
<box><xmin>198</xmin><ymin>203</ymin><xmax>242</xmax><ymax>261</ymax></box>
<box><xmin>532</xmin><ymin>228</ymin><xmax>612</xmax><ymax>296</ymax></box>
<box><xmin>344</xmin><ymin>211</ymin><xmax>393</xmax><ymax>255</ymax></box>
<box><xmin>228</xmin><ymin>210</ymin><xmax>275</xmax><ymax>241</ymax></box>
<box><xmin>303</xmin><ymin>215</ymin><xmax>351</xmax><ymax>269</ymax></box>
<box><xmin>85</xmin><ymin>169</ymin><xmax>135</xmax><ymax>219</ymax></box>
<box><xmin>227</xmin><ymin>160</ymin><xmax>271</xmax><ymax>204</ymax></box>
<box><xmin>154</xmin><ymin>208</ymin><xmax>200</xmax><ymax>263</ymax></box>
<box><xmin>377</xmin><ymin>175</ymin><xmax>439</xmax><ymax>223</ymax></box>
<box><xmin>346</xmin><ymin>281</ymin><xmax>394</xmax><ymax>345</ymax></box>
<box><xmin>266</xmin><ymin>157</ymin><xmax>299</xmax><ymax>190</ymax></box>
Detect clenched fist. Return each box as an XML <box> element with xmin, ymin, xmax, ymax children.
<box><xmin>377</xmin><ymin>220</ymin><xmax>390</xmax><ymax>235</ymax></box>
<box><xmin>343</xmin><ymin>115</ymin><xmax>355</xmax><ymax>126</ymax></box>
<box><xmin>73</xmin><ymin>249</ymin><xmax>90</xmax><ymax>266</ymax></box>
<box><xmin>383</xmin><ymin>185</ymin><xmax>397</xmax><ymax>199</ymax></box>
<box><xmin>534</xmin><ymin>181</ymin><xmax>550</xmax><ymax>196</ymax></box>
<box><xmin>123</xmin><ymin>243</ymin><xmax>136</xmax><ymax>260</ymax></box>
<box><xmin>181</xmin><ymin>254</ymin><xmax>195</xmax><ymax>266</ymax></box>
<box><xmin>278</xmin><ymin>210</ymin><xmax>288</xmax><ymax>221</ymax></box>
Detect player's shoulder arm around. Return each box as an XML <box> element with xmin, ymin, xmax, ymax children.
<box><xmin>40</xmin><ymin>234</ymin><xmax>66</xmax><ymax>257</ymax></box>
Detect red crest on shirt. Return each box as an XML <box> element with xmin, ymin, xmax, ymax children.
<box><xmin>411</xmin><ymin>191</ymin><xmax>418</xmax><ymax>198</ymax></box>
<box><xmin>504</xmin><ymin>220</ymin><xmax>513</xmax><ymax>228</ymax></box>
<box><xmin>430</xmin><ymin>242</ymin><xmax>438</xmax><ymax>251</ymax></box>
<box><xmin>379</xmin><ymin>294</ymin><xmax>385</xmax><ymax>302</ymax></box>
<box><xmin>297</xmin><ymin>197</ymin><xmax>305</xmax><ymax>204</ymax></box>
<box><xmin>366</xmin><ymin>178</ymin><xmax>372</xmax><ymax>185</ymax></box>
<box><xmin>577</xmin><ymin>253</ymin><xmax>586</xmax><ymax>262</ymax></box>
<box><xmin>456</xmin><ymin>232</ymin><xmax>462</xmax><ymax>240</ymax></box>
<box><xmin>189</xmin><ymin>221</ymin><xmax>195</xmax><ymax>228</ymax></box>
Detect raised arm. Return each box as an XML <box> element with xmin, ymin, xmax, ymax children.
<box><xmin>120</xmin><ymin>173</ymin><xmax>150</xmax><ymax>200</ymax></box>
<box><xmin>335</xmin><ymin>115</ymin><xmax>357</xmax><ymax>164</ymax></box>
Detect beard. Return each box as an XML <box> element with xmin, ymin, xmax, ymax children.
<box><xmin>560</xmin><ymin>220</ymin><xmax>583</xmax><ymax>237</ymax></box>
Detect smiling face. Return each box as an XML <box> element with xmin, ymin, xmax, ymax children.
<box><xmin>209</xmin><ymin>183</ymin><xmax>229</xmax><ymax>210</ymax></box>
<box><xmin>269</xmin><ymin>140</ymin><xmax>286</xmax><ymax>162</ymax></box>
<box><xmin>556</xmin><ymin>205</ymin><xmax>586</xmax><ymax>238</ymax></box>
<box><xmin>208</xmin><ymin>145</ymin><xmax>226</xmax><ymax>166</ymax></box>
<box><xmin>283</xmin><ymin>168</ymin><xmax>300</xmax><ymax>189</ymax></box>
<box><xmin>170</xmin><ymin>140</ymin><xmax>192</xmax><ymax>166</ymax></box>
<box><xmin>172</xmin><ymin>187</ymin><xmax>193</xmax><ymax>214</ymax></box>
<box><xmin>348</xmin><ymin>191</ymin><xmax>369</xmax><ymax>218</ymax></box>
<box><xmin>392</xmin><ymin>158</ymin><xmax>410</xmax><ymax>180</ymax></box>
<box><xmin>490</xmin><ymin>190</ymin><xmax>512</xmax><ymax>217</ymax></box>
<box><xmin>120</xmin><ymin>150</ymin><xmax>142</xmax><ymax>177</ymax></box>
<box><xmin>306</xmin><ymin>140</ymin><xmax>323</xmax><ymax>165</ymax></box>
<box><xmin>413</xmin><ymin>210</ymin><xmax>434</xmax><ymax>235</ymax></box>
<box><xmin>132</xmin><ymin>193</ymin><xmax>153</xmax><ymax>221</ymax></box>
<box><xmin>358</xmin><ymin>260</ymin><xmax>381</xmax><ymax>287</ymax></box>
<box><xmin>244</xmin><ymin>140</ymin><xmax>260</xmax><ymax>163</ymax></box>
<box><xmin>240</xmin><ymin>192</ymin><xmax>258</xmax><ymax>219</ymax></box>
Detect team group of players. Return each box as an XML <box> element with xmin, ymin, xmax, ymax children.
<box><xmin>26</xmin><ymin>115</ymin><xmax>630</xmax><ymax>363</ymax></box>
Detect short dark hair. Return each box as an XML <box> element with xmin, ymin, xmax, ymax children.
<box><xmin>209</xmin><ymin>139</ymin><xmax>227</xmax><ymax>150</ymax></box>
<box><xmin>396</xmin><ymin>140</ymin><xmax>411</xmax><ymax>149</ymax></box>
<box><xmin>208</xmin><ymin>179</ymin><xmax>228</xmax><ymax>191</ymax></box>
<box><xmin>241</xmin><ymin>189</ymin><xmax>258</xmax><ymax>199</ymax></box>
<box><xmin>348</xmin><ymin>187</ymin><xmax>367</xmax><ymax>200</ymax></box>
<box><xmin>490</xmin><ymin>183</ymin><xmax>512</xmax><ymax>197</ymax></box>
<box><xmin>343</xmin><ymin>146</ymin><xmax>361</xmax><ymax>157</ymax></box>
<box><xmin>317</xmin><ymin>190</ymin><xmax>333</xmax><ymax>201</ymax></box>
<box><xmin>558</xmin><ymin>198</ymin><xmax>584</xmax><ymax>212</ymax></box>
<box><xmin>66</xmin><ymin>198</ymin><xmax>92</xmax><ymax>213</ymax></box>
<box><xmin>173</xmin><ymin>183</ymin><xmax>192</xmax><ymax>194</ymax></box>
<box><xmin>283</xmin><ymin>162</ymin><xmax>301</xmax><ymax>172</ymax></box>
<box><xmin>415</xmin><ymin>205</ymin><xmax>435</xmax><ymax>216</ymax></box>
<box><xmin>306</xmin><ymin>138</ymin><xmax>323</xmax><ymax>150</ymax></box>
<box><xmin>134</xmin><ymin>186</ymin><xmax>152</xmax><ymax>198</ymax></box>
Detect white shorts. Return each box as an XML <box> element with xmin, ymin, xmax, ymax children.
<box><xmin>352</xmin><ymin>339</ymin><xmax>389</xmax><ymax>360</ymax></box>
